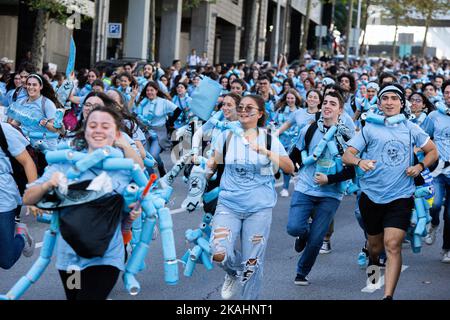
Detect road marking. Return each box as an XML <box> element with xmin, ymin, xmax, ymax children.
<box><xmin>361</xmin><ymin>265</ymin><xmax>409</xmax><ymax>293</ymax></box>
<box><xmin>35</xmin><ymin>242</ymin><xmax>43</xmax><ymax>249</ymax></box>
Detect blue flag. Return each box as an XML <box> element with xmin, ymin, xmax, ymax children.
<box><xmin>66</xmin><ymin>36</ymin><xmax>76</xmax><ymax>78</ymax></box>
<box><xmin>189</xmin><ymin>76</ymin><xmax>222</xmax><ymax>121</ymax></box>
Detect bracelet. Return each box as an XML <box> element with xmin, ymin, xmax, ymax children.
<box><xmin>356</xmin><ymin>159</ymin><xmax>362</xmax><ymax>167</ymax></box>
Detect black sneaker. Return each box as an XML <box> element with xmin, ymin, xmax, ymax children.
<box><xmin>294</xmin><ymin>274</ymin><xmax>309</xmax><ymax>286</ymax></box>
<box><xmin>294</xmin><ymin>236</ymin><xmax>307</xmax><ymax>253</ymax></box>
<box><xmin>319</xmin><ymin>240</ymin><xmax>332</xmax><ymax>254</ymax></box>
<box><xmin>382</xmin><ymin>295</ymin><xmax>393</xmax><ymax>301</ymax></box>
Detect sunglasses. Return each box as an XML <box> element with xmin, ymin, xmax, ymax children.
<box><xmin>237</xmin><ymin>106</ymin><xmax>260</xmax><ymax>113</ymax></box>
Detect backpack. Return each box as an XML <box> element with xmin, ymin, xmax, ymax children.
<box><xmin>289</xmin><ymin>112</ymin><xmax>321</xmax><ymax>171</ymax></box>
<box><xmin>0</xmin><ymin>123</ymin><xmax>37</xmax><ymax>195</ymax></box>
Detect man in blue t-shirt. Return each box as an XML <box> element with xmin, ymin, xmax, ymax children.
<box><xmin>343</xmin><ymin>83</ymin><xmax>439</xmax><ymax>300</ymax></box>
<box><xmin>425</xmin><ymin>80</ymin><xmax>450</xmax><ymax>262</ymax></box>
<box><xmin>286</xmin><ymin>91</ymin><xmax>355</xmax><ymax>286</ymax></box>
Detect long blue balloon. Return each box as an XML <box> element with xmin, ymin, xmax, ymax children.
<box><xmin>189</xmin><ymin>76</ymin><xmax>222</xmax><ymax>121</ymax></box>
<box><xmin>66</xmin><ymin>36</ymin><xmax>76</xmax><ymax>78</ymax></box>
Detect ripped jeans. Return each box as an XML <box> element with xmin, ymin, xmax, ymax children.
<box><xmin>210</xmin><ymin>203</ymin><xmax>272</xmax><ymax>300</ymax></box>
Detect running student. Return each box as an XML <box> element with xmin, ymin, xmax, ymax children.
<box><xmin>0</xmin><ymin>122</ymin><xmax>37</xmax><ymax>269</ymax></box>
<box><xmin>23</xmin><ymin>106</ymin><xmax>143</xmax><ymax>300</ymax></box>
<box><xmin>207</xmin><ymin>94</ymin><xmax>294</xmax><ymax>300</ymax></box>
<box><xmin>343</xmin><ymin>83</ymin><xmax>438</xmax><ymax>300</ymax></box>
<box><xmin>425</xmin><ymin>80</ymin><xmax>450</xmax><ymax>261</ymax></box>
<box><xmin>286</xmin><ymin>91</ymin><xmax>354</xmax><ymax>286</ymax></box>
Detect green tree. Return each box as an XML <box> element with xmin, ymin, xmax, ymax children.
<box><xmin>26</xmin><ymin>0</ymin><xmax>90</xmax><ymax>72</ymax></box>
<box><xmin>372</xmin><ymin>0</ymin><xmax>414</xmax><ymax>60</ymax></box>
<box><xmin>246</xmin><ymin>0</ymin><xmax>262</xmax><ymax>63</ymax></box>
<box><xmin>299</xmin><ymin>0</ymin><xmax>314</xmax><ymax>64</ymax></box>
<box><xmin>412</xmin><ymin>0</ymin><xmax>450</xmax><ymax>58</ymax></box>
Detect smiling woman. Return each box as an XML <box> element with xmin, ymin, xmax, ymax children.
<box><xmin>206</xmin><ymin>94</ymin><xmax>293</xmax><ymax>300</ymax></box>
<box><xmin>22</xmin><ymin>106</ymin><xmax>139</xmax><ymax>300</ymax></box>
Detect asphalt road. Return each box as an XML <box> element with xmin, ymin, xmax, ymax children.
<box><xmin>1</xmin><ymin>152</ymin><xmax>449</xmax><ymax>300</ymax></box>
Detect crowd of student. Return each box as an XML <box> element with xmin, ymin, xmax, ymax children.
<box><xmin>0</xmin><ymin>52</ymin><xmax>449</xmax><ymax>300</ymax></box>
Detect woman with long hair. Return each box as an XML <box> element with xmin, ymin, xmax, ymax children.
<box><xmin>207</xmin><ymin>94</ymin><xmax>294</xmax><ymax>300</ymax></box>
<box><xmin>71</xmin><ymin>91</ymin><xmax>143</xmax><ymax>168</ymax></box>
<box><xmin>171</xmin><ymin>82</ymin><xmax>193</xmax><ymax>129</ymax></box>
<box><xmin>23</xmin><ymin>106</ymin><xmax>144</xmax><ymax>300</ymax></box>
<box><xmin>5</xmin><ymin>63</ymin><xmax>35</xmax><ymax>107</ymax></box>
<box><xmin>274</xmin><ymin>89</ymin><xmax>303</xmax><ymax>197</ymax></box>
<box><xmin>7</xmin><ymin>74</ymin><xmax>63</xmax><ymax>152</ymax></box>
<box><xmin>107</xmin><ymin>88</ymin><xmax>146</xmax><ymax>160</ymax></box>
<box><xmin>134</xmin><ymin>81</ymin><xmax>181</xmax><ymax>176</ymax></box>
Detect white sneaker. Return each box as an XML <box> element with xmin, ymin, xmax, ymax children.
<box><xmin>424</xmin><ymin>225</ymin><xmax>438</xmax><ymax>245</ymax></box>
<box><xmin>221</xmin><ymin>274</ymin><xmax>239</xmax><ymax>300</ymax></box>
<box><xmin>441</xmin><ymin>250</ymin><xmax>450</xmax><ymax>264</ymax></box>
<box><xmin>15</xmin><ymin>223</ymin><xmax>35</xmax><ymax>257</ymax></box>
<box><xmin>280</xmin><ymin>189</ymin><xmax>289</xmax><ymax>197</ymax></box>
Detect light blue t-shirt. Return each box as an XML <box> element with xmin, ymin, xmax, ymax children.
<box><xmin>5</xmin><ymin>87</ymin><xmax>27</xmax><ymax>107</ymax></box>
<box><xmin>288</xmin><ymin>108</ymin><xmax>317</xmax><ymax>129</ymax></box>
<box><xmin>28</xmin><ymin>157</ymin><xmax>132</xmax><ymax>271</ymax></box>
<box><xmin>294</xmin><ymin>125</ymin><xmax>351</xmax><ymax>201</ymax></box>
<box><xmin>136</xmin><ymin>97</ymin><xmax>178</xmax><ymax>128</ymax></box>
<box><xmin>15</xmin><ymin>96</ymin><xmax>58</xmax><ymax>149</ymax></box>
<box><xmin>0</xmin><ymin>123</ymin><xmax>30</xmax><ymax>212</ymax></box>
<box><xmin>348</xmin><ymin>121</ymin><xmax>430</xmax><ymax>203</ymax></box>
<box><xmin>214</xmin><ymin>129</ymin><xmax>288</xmax><ymax>213</ymax></box>
<box><xmin>340</xmin><ymin>112</ymin><xmax>357</xmax><ymax>136</ymax></box>
<box><xmin>124</xmin><ymin>119</ymin><xmax>146</xmax><ymax>145</ymax></box>
<box><xmin>428</xmin><ymin>110</ymin><xmax>450</xmax><ymax>177</ymax></box>
<box><xmin>343</xmin><ymin>94</ymin><xmax>355</xmax><ymax>119</ymax></box>
<box><xmin>410</xmin><ymin>113</ymin><xmax>434</xmax><ymax>137</ymax></box>
<box><xmin>275</xmin><ymin>106</ymin><xmax>299</xmax><ymax>149</ymax></box>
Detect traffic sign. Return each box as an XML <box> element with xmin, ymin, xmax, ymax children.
<box><xmin>107</xmin><ymin>23</ymin><xmax>122</xmax><ymax>39</ymax></box>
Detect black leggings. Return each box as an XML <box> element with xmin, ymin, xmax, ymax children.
<box><xmin>58</xmin><ymin>265</ymin><xmax>120</xmax><ymax>300</ymax></box>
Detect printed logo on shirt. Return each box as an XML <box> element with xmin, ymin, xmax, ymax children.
<box><xmin>440</xmin><ymin>127</ymin><xmax>450</xmax><ymax>146</ymax></box>
<box><xmin>381</xmin><ymin>140</ymin><xmax>408</xmax><ymax>167</ymax></box>
<box><xmin>230</xmin><ymin>159</ymin><xmax>256</xmax><ymax>184</ymax></box>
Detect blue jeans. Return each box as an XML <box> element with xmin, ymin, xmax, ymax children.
<box><xmin>282</xmin><ymin>173</ymin><xmax>291</xmax><ymax>190</ymax></box>
<box><xmin>430</xmin><ymin>174</ymin><xmax>450</xmax><ymax>250</ymax></box>
<box><xmin>0</xmin><ymin>208</ymin><xmax>24</xmax><ymax>270</ymax></box>
<box><xmin>287</xmin><ymin>192</ymin><xmax>340</xmax><ymax>277</ymax></box>
<box><xmin>145</xmin><ymin>134</ymin><xmax>164</xmax><ymax>172</ymax></box>
<box><xmin>210</xmin><ymin>204</ymin><xmax>272</xmax><ymax>300</ymax></box>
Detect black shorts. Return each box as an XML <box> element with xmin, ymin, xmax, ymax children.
<box><xmin>359</xmin><ymin>193</ymin><xmax>414</xmax><ymax>236</ymax></box>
